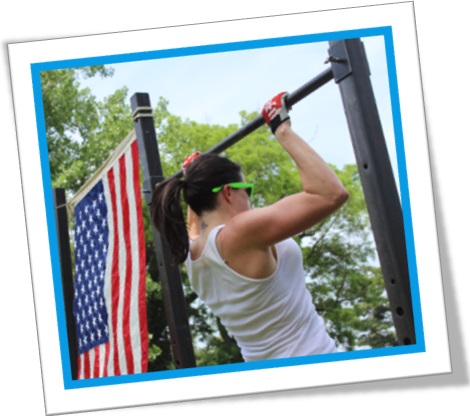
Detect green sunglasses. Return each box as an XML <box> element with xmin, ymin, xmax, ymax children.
<box><xmin>212</xmin><ymin>182</ymin><xmax>254</xmax><ymax>198</ymax></box>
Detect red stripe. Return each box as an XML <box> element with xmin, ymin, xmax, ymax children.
<box><xmin>93</xmin><ymin>346</ymin><xmax>100</xmax><ymax>378</ymax></box>
<box><xmin>83</xmin><ymin>351</ymin><xmax>90</xmax><ymax>379</ymax></box>
<box><xmin>119</xmin><ymin>153</ymin><xmax>135</xmax><ymax>374</ymax></box>
<box><xmin>132</xmin><ymin>141</ymin><xmax>148</xmax><ymax>372</ymax></box>
<box><xmin>107</xmin><ymin>168</ymin><xmax>121</xmax><ymax>376</ymax></box>
<box><xmin>103</xmin><ymin>342</ymin><xmax>110</xmax><ymax>377</ymax></box>
<box><xmin>77</xmin><ymin>355</ymin><xmax>82</xmax><ymax>380</ymax></box>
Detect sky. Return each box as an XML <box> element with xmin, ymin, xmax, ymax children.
<box><xmin>77</xmin><ymin>35</ymin><xmax>397</xmax><ymax>179</ymax></box>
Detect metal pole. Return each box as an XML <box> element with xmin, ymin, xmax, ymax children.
<box><xmin>53</xmin><ymin>188</ymin><xmax>78</xmax><ymax>379</ymax></box>
<box><xmin>328</xmin><ymin>38</ymin><xmax>415</xmax><ymax>345</ymax></box>
<box><xmin>169</xmin><ymin>67</ymin><xmax>334</xmax><ymax>180</ymax></box>
<box><xmin>130</xmin><ymin>93</ymin><xmax>196</xmax><ymax>369</ymax></box>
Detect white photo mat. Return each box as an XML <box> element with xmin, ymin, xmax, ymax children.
<box><xmin>8</xmin><ymin>3</ymin><xmax>449</xmax><ymax>414</ymax></box>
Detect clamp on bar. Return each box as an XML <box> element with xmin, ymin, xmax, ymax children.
<box><xmin>324</xmin><ymin>56</ymin><xmax>347</xmax><ymax>64</ymax></box>
<box><xmin>132</xmin><ymin>106</ymin><xmax>154</xmax><ymax>121</ymax></box>
<box><xmin>327</xmin><ymin>41</ymin><xmax>353</xmax><ymax>83</ymax></box>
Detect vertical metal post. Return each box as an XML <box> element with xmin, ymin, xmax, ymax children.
<box><xmin>328</xmin><ymin>38</ymin><xmax>415</xmax><ymax>345</ymax></box>
<box><xmin>130</xmin><ymin>93</ymin><xmax>196</xmax><ymax>368</ymax></box>
<box><xmin>53</xmin><ymin>188</ymin><xmax>78</xmax><ymax>379</ymax></box>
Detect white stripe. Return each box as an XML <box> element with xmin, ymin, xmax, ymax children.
<box><xmin>102</xmin><ymin>175</ymin><xmax>115</xmax><ymax>377</ymax></box>
<box><xmin>113</xmin><ymin>160</ymin><xmax>128</xmax><ymax>375</ymax></box>
<box><xmin>125</xmin><ymin>148</ymin><xmax>142</xmax><ymax>373</ymax></box>
<box><xmin>98</xmin><ymin>344</ymin><xmax>106</xmax><ymax>378</ymax></box>
<box><xmin>89</xmin><ymin>347</ymin><xmax>96</xmax><ymax>378</ymax></box>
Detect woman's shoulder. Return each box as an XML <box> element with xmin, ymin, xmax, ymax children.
<box><xmin>189</xmin><ymin>224</ymin><xmax>224</xmax><ymax>261</ymax></box>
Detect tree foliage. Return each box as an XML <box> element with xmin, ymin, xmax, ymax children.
<box><xmin>41</xmin><ymin>66</ymin><xmax>133</xmax><ymax>192</ymax></box>
<box><xmin>43</xmin><ymin>67</ymin><xmax>397</xmax><ymax>372</ymax></box>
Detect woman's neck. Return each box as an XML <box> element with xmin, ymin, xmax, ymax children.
<box><xmin>198</xmin><ymin>210</ymin><xmax>232</xmax><ymax>234</ymax></box>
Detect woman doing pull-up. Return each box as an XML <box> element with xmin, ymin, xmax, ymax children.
<box><xmin>151</xmin><ymin>92</ymin><xmax>349</xmax><ymax>362</ymax></box>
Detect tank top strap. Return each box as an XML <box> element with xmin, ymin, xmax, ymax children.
<box><xmin>206</xmin><ymin>224</ymin><xmax>225</xmax><ymax>261</ymax></box>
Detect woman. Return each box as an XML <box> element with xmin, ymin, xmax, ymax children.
<box><xmin>151</xmin><ymin>92</ymin><xmax>349</xmax><ymax>362</ymax></box>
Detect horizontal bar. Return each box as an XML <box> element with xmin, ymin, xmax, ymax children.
<box><xmin>169</xmin><ymin>67</ymin><xmax>334</xmax><ymax>179</ymax></box>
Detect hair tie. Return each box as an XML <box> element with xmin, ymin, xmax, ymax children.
<box><xmin>181</xmin><ymin>151</ymin><xmax>202</xmax><ymax>174</ymax></box>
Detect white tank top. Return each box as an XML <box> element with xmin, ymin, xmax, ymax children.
<box><xmin>186</xmin><ymin>225</ymin><xmax>336</xmax><ymax>362</ymax></box>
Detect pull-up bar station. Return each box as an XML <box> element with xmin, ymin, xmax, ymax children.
<box><xmin>129</xmin><ymin>38</ymin><xmax>415</xmax><ymax>369</ymax></box>
<box><xmin>55</xmin><ymin>38</ymin><xmax>415</xmax><ymax>377</ymax></box>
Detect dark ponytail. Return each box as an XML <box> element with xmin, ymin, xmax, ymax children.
<box><xmin>151</xmin><ymin>153</ymin><xmax>242</xmax><ymax>265</ymax></box>
<box><xmin>150</xmin><ymin>177</ymin><xmax>188</xmax><ymax>265</ymax></box>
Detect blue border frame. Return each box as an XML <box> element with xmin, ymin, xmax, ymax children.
<box><xmin>30</xmin><ymin>25</ymin><xmax>425</xmax><ymax>390</ymax></box>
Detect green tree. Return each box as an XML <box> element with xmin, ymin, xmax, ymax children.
<box><xmin>41</xmin><ymin>66</ymin><xmax>133</xmax><ymax>192</ymax></box>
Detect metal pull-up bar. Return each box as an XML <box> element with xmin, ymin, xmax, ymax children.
<box><xmin>169</xmin><ymin>67</ymin><xmax>335</xmax><ymax>180</ymax></box>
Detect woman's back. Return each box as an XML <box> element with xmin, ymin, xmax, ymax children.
<box><xmin>187</xmin><ymin>225</ymin><xmax>336</xmax><ymax>362</ymax></box>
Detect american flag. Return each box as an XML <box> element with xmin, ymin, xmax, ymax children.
<box><xmin>72</xmin><ymin>139</ymin><xmax>148</xmax><ymax>379</ymax></box>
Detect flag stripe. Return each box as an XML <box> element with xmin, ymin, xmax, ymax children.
<box><xmin>102</xmin><ymin>176</ymin><xmax>115</xmax><ymax>378</ymax></box>
<box><xmin>131</xmin><ymin>141</ymin><xmax>149</xmax><ymax>372</ymax></box>
<box><xmin>77</xmin><ymin>354</ymin><xmax>82</xmax><ymax>379</ymax></box>
<box><xmin>125</xmin><ymin>147</ymin><xmax>141</xmax><ymax>372</ymax></box>
<box><xmin>93</xmin><ymin>346</ymin><xmax>100</xmax><ymax>378</ymax></box>
<box><xmin>119</xmin><ymin>153</ymin><xmax>135</xmax><ymax>374</ymax></box>
<box><xmin>84</xmin><ymin>351</ymin><xmax>90</xmax><ymax>379</ymax></box>
<box><xmin>108</xmin><ymin>167</ymin><xmax>122</xmax><ymax>376</ymax></box>
<box><xmin>103</xmin><ymin>341</ymin><xmax>110</xmax><ymax>377</ymax></box>
<box><xmin>113</xmin><ymin>161</ymin><xmax>127</xmax><ymax>375</ymax></box>
<box><xmin>99</xmin><ymin>346</ymin><xmax>104</xmax><ymax>377</ymax></box>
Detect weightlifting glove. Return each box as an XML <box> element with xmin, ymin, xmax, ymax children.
<box><xmin>261</xmin><ymin>92</ymin><xmax>290</xmax><ymax>134</ymax></box>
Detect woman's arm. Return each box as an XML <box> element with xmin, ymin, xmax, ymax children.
<box><xmin>275</xmin><ymin>121</ymin><xmax>347</xmax><ymax>200</ymax></box>
<box><xmin>223</xmin><ymin>113</ymin><xmax>349</xmax><ymax>251</ymax></box>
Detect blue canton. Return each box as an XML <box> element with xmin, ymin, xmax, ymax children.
<box><xmin>73</xmin><ymin>180</ymin><xmax>110</xmax><ymax>355</ymax></box>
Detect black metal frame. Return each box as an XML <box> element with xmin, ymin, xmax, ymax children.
<box><xmin>131</xmin><ymin>93</ymin><xmax>196</xmax><ymax>369</ymax></box>
<box><xmin>55</xmin><ymin>37</ymin><xmax>415</xmax><ymax>375</ymax></box>
<box><xmin>328</xmin><ymin>39</ymin><xmax>414</xmax><ymax>345</ymax></box>
<box><xmin>53</xmin><ymin>188</ymin><xmax>78</xmax><ymax>379</ymax></box>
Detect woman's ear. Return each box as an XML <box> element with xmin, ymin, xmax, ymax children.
<box><xmin>221</xmin><ymin>184</ymin><xmax>233</xmax><ymax>202</ymax></box>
